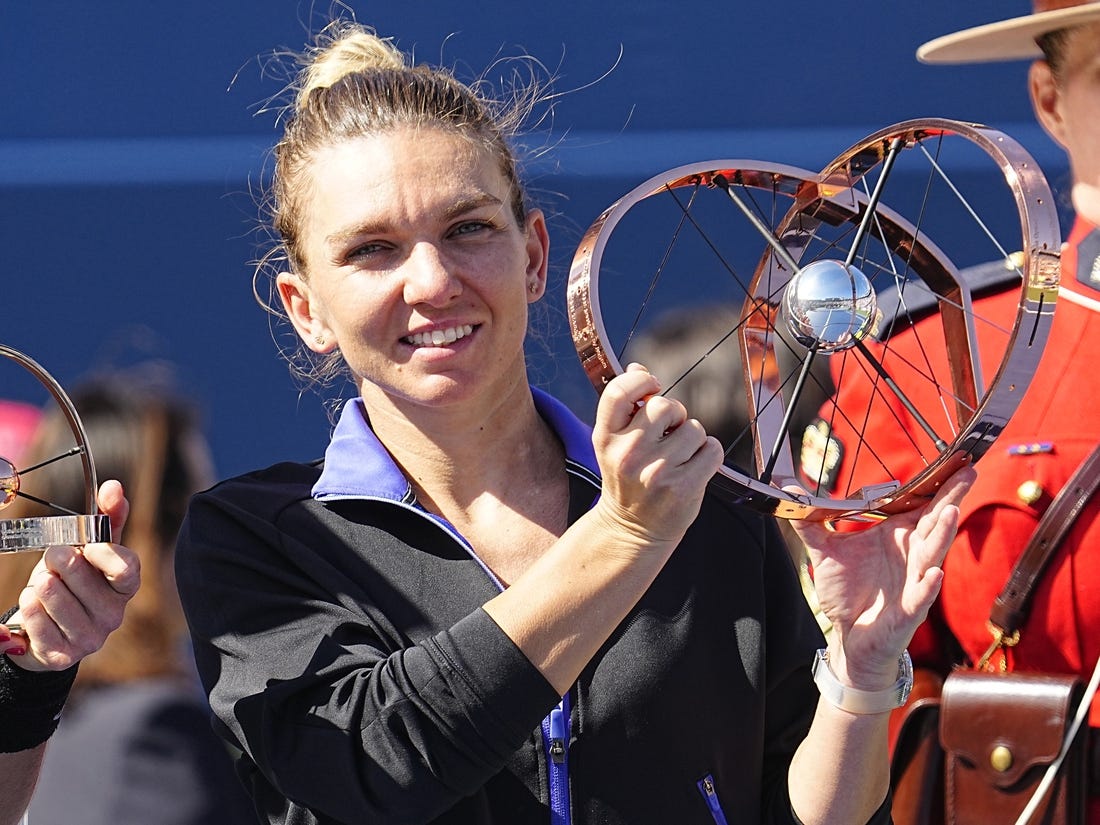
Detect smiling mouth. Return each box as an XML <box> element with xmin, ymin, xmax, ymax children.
<box><xmin>403</xmin><ymin>324</ymin><xmax>475</xmax><ymax>347</ymax></box>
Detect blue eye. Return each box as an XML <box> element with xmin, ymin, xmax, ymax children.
<box><xmin>347</xmin><ymin>241</ymin><xmax>386</xmax><ymax>260</ymax></box>
<box><xmin>452</xmin><ymin>220</ymin><xmax>492</xmax><ymax>237</ymax></box>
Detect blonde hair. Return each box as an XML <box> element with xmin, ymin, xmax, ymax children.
<box><xmin>256</xmin><ymin>20</ymin><xmax>540</xmax><ymax>393</ymax></box>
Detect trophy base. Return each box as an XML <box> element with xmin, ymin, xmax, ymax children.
<box><xmin>0</xmin><ymin>514</ymin><xmax>111</xmax><ymax>553</ymax></box>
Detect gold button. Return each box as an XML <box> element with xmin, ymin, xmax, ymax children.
<box><xmin>990</xmin><ymin>745</ymin><xmax>1013</xmax><ymax>772</ymax></box>
<box><xmin>1017</xmin><ymin>480</ymin><xmax>1044</xmax><ymax>505</ymax></box>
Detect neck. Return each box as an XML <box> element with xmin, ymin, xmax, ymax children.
<box><xmin>361</xmin><ymin>378</ymin><xmax>564</xmax><ymax>515</ymax></box>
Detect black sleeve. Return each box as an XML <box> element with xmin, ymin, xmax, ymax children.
<box><xmin>174</xmin><ymin>481</ymin><xmax>559</xmax><ymax>824</ymax></box>
<box><xmin>0</xmin><ymin>605</ymin><xmax>78</xmax><ymax>753</ymax></box>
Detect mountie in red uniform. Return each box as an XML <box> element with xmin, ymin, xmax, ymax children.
<box><xmin>809</xmin><ymin>216</ymin><xmax>1100</xmax><ymax>816</ymax></box>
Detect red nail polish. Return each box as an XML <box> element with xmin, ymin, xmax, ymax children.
<box><xmin>4</xmin><ymin>646</ymin><xmax>26</xmax><ymax>657</ymax></box>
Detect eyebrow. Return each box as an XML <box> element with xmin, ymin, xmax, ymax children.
<box><xmin>324</xmin><ymin>192</ymin><xmax>506</xmax><ymax>248</ymax></box>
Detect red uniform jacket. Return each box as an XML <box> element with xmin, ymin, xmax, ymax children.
<box><xmin>810</xmin><ymin>216</ymin><xmax>1100</xmax><ymax>723</ymax></box>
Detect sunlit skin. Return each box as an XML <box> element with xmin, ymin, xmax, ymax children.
<box><xmin>1031</xmin><ymin>22</ymin><xmax>1100</xmax><ymax>195</ymax></box>
<box><xmin>277</xmin><ymin>128</ymin><xmax>549</xmax><ymax>430</ymax></box>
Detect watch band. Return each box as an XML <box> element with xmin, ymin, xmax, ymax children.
<box><xmin>811</xmin><ymin>648</ymin><xmax>914</xmax><ymax>714</ymax></box>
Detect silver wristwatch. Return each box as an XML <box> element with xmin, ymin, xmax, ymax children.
<box><xmin>811</xmin><ymin>648</ymin><xmax>914</xmax><ymax>714</ymax></box>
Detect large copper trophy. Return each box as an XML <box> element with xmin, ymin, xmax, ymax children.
<box><xmin>568</xmin><ymin>118</ymin><xmax>1060</xmax><ymax>522</ymax></box>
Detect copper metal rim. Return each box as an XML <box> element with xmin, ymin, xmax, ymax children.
<box><xmin>567</xmin><ymin>118</ymin><xmax>1060</xmax><ymax>520</ymax></box>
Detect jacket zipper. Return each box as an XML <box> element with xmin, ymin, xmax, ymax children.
<box><xmin>399</xmin><ymin>501</ymin><xmax>580</xmax><ymax>823</ymax></box>
<box><xmin>697</xmin><ymin>774</ymin><xmax>730</xmax><ymax>825</ymax></box>
<box><xmin>542</xmin><ymin>695</ymin><xmax>571</xmax><ymax>825</ymax></box>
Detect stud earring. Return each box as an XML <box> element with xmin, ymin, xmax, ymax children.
<box><xmin>314</xmin><ymin>335</ymin><xmax>326</xmax><ymax>346</ymax></box>
<box><xmin>529</xmin><ymin>282</ymin><xmax>539</xmax><ymax>294</ymax></box>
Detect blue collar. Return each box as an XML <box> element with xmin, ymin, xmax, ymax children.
<box><xmin>312</xmin><ymin>387</ymin><xmax>600</xmax><ymax>502</ymax></box>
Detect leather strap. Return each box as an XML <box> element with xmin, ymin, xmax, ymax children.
<box><xmin>988</xmin><ymin>443</ymin><xmax>1100</xmax><ymax>638</ymax></box>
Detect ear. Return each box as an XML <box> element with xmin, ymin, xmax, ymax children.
<box><xmin>1029</xmin><ymin>60</ymin><xmax>1068</xmax><ymax>150</ymax></box>
<box><xmin>524</xmin><ymin>208</ymin><xmax>551</xmax><ymax>301</ymax></box>
<box><xmin>276</xmin><ymin>271</ymin><xmax>335</xmax><ymax>353</ymax></box>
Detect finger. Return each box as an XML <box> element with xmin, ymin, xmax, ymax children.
<box><xmin>661</xmin><ymin>419</ymin><xmax>720</xmax><ymax>469</ymax></box>
<box><xmin>17</xmin><ymin>568</ymin><xmax>85</xmax><ymax>670</ymax></box>
<box><xmin>630</xmin><ymin>394</ymin><xmax>687</xmax><ymax>440</ymax></box>
<box><xmin>37</xmin><ymin>547</ymin><xmax>94</xmax><ymax>628</ymax></box>
<box><xmin>0</xmin><ymin>621</ymin><xmax>26</xmax><ymax>656</ymax></box>
<box><xmin>783</xmin><ymin>496</ymin><xmax>832</xmax><ymax>551</ymax></box>
<box><xmin>928</xmin><ymin>465</ymin><xmax>976</xmax><ymax>511</ymax></box>
<box><xmin>79</xmin><ymin>541</ymin><xmax>141</xmax><ymax>598</ymax></box>
<box><xmin>904</xmin><ymin>564</ymin><xmax>945</xmax><ymax>617</ymax></box>
<box><xmin>596</xmin><ymin>366</ymin><xmax>662</xmax><ymax>435</ymax></box>
<box><xmin>913</xmin><ymin>503</ymin><xmax>961</xmax><ymax>571</ymax></box>
<box><xmin>97</xmin><ymin>479</ymin><xmax>130</xmax><ymax>544</ymax></box>
<box><xmin>40</xmin><ymin>544</ymin><xmax>133</xmax><ymax>639</ymax></box>
<box><xmin>913</xmin><ymin>465</ymin><xmax>975</xmax><ymax>540</ymax></box>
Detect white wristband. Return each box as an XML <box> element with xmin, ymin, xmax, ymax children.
<box><xmin>811</xmin><ymin>648</ymin><xmax>913</xmax><ymax>714</ymax></box>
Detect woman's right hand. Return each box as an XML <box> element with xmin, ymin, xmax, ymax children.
<box><xmin>589</xmin><ymin>364</ymin><xmax>724</xmax><ymax>548</ymax></box>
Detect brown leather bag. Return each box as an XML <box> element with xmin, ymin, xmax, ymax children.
<box><xmin>939</xmin><ymin>671</ymin><xmax>1086</xmax><ymax>825</ymax></box>
<box><xmin>888</xmin><ymin>443</ymin><xmax>1100</xmax><ymax>825</ymax></box>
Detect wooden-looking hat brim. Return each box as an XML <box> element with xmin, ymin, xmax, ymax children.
<box><xmin>917</xmin><ymin>4</ymin><xmax>1100</xmax><ymax>64</ymax></box>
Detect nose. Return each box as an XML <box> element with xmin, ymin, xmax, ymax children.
<box><xmin>403</xmin><ymin>242</ymin><xmax>462</xmax><ymax>306</ymax></box>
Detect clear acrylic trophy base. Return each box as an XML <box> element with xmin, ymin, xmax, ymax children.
<box><xmin>0</xmin><ymin>514</ymin><xmax>110</xmax><ymax>554</ymax></box>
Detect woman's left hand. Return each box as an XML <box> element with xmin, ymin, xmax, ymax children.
<box><xmin>789</xmin><ymin>465</ymin><xmax>975</xmax><ymax>689</ymax></box>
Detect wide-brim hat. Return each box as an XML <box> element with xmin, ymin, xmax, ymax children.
<box><xmin>918</xmin><ymin>1</ymin><xmax>1100</xmax><ymax>64</ymax></box>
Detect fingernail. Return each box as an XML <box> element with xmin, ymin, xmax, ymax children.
<box><xmin>3</xmin><ymin>646</ymin><xmax>26</xmax><ymax>657</ymax></box>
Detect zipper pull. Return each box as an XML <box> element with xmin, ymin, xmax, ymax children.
<box><xmin>701</xmin><ymin>775</ymin><xmax>721</xmax><ymax>813</ymax></box>
<box><xmin>549</xmin><ymin>704</ymin><xmax>567</xmax><ymax>764</ymax></box>
<box><xmin>697</xmin><ymin>773</ymin><xmax>730</xmax><ymax>825</ymax></box>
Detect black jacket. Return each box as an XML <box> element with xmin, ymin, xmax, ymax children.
<box><xmin>175</xmin><ymin>393</ymin><xmax>876</xmax><ymax>824</ymax></box>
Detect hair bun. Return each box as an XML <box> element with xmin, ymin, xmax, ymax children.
<box><xmin>299</xmin><ymin>26</ymin><xmax>406</xmax><ymax>106</ymax></box>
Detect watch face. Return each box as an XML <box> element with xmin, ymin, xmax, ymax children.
<box><xmin>896</xmin><ymin>650</ymin><xmax>915</xmax><ymax>705</ymax></box>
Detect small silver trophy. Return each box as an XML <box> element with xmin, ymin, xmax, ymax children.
<box><xmin>0</xmin><ymin>344</ymin><xmax>110</xmax><ymax>554</ymax></box>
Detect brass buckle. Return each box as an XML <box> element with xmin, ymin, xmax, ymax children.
<box><xmin>977</xmin><ymin>624</ymin><xmax>1020</xmax><ymax>672</ymax></box>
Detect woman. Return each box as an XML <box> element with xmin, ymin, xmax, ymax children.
<box><xmin>174</xmin><ymin>21</ymin><xmax>972</xmax><ymax>825</ymax></box>
<box><xmin>0</xmin><ymin>376</ymin><xmax>255</xmax><ymax>825</ymax></box>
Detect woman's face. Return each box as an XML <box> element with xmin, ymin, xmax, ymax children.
<box><xmin>279</xmin><ymin>128</ymin><xmax>548</xmax><ymax>412</ymax></box>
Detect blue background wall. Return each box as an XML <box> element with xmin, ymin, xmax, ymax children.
<box><xmin>1</xmin><ymin>1</ymin><xmax>1072</xmax><ymax>478</ymax></box>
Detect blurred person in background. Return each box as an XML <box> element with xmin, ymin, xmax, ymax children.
<box><xmin>0</xmin><ymin>372</ymin><xmax>255</xmax><ymax>825</ymax></box>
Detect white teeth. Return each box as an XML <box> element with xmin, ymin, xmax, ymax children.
<box><xmin>406</xmin><ymin>325</ymin><xmax>473</xmax><ymax>347</ymax></box>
